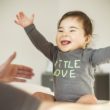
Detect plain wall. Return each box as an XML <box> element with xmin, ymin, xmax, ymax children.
<box><xmin>0</xmin><ymin>0</ymin><xmax>110</xmax><ymax>84</ymax></box>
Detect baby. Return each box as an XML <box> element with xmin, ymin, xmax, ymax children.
<box><xmin>15</xmin><ymin>11</ymin><xmax>110</xmax><ymax>104</ymax></box>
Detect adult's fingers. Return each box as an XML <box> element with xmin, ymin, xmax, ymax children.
<box><xmin>12</xmin><ymin>77</ymin><xmax>26</xmax><ymax>82</ymax></box>
<box><xmin>17</xmin><ymin>65</ymin><xmax>33</xmax><ymax>71</ymax></box>
<box><xmin>15</xmin><ymin>72</ymin><xmax>34</xmax><ymax>79</ymax></box>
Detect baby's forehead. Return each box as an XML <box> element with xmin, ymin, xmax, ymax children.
<box><xmin>58</xmin><ymin>16</ymin><xmax>85</xmax><ymax>29</ymax></box>
<box><xmin>59</xmin><ymin>17</ymin><xmax>84</xmax><ymax>28</ymax></box>
<box><xmin>60</xmin><ymin>16</ymin><xmax>84</xmax><ymax>25</ymax></box>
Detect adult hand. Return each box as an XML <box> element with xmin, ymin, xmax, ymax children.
<box><xmin>0</xmin><ymin>52</ymin><xmax>34</xmax><ymax>82</ymax></box>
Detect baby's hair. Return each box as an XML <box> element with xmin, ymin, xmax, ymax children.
<box><xmin>57</xmin><ymin>11</ymin><xmax>93</xmax><ymax>36</ymax></box>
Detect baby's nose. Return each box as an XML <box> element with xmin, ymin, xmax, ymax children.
<box><xmin>62</xmin><ymin>32</ymin><xmax>69</xmax><ymax>37</ymax></box>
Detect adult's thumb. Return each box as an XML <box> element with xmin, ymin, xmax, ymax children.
<box><xmin>5</xmin><ymin>52</ymin><xmax>16</xmax><ymax>65</ymax></box>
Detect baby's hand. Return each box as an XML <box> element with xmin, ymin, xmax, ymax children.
<box><xmin>15</xmin><ymin>11</ymin><xmax>34</xmax><ymax>28</ymax></box>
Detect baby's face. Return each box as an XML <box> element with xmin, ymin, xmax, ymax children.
<box><xmin>56</xmin><ymin>17</ymin><xmax>88</xmax><ymax>52</ymax></box>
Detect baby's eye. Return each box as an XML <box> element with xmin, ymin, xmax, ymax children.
<box><xmin>58</xmin><ymin>30</ymin><xmax>63</xmax><ymax>32</ymax></box>
<box><xmin>70</xmin><ymin>30</ymin><xmax>75</xmax><ymax>32</ymax></box>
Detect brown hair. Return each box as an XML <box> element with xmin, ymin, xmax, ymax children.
<box><xmin>57</xmin><ymin>11</ymin><xmax>93</xmax><ymax>36</ymax></box>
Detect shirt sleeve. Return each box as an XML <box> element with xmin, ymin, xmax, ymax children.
<box><xmin>24</xmin><ymin>24</ymin><xmax>55</xmax><ymax>61</ymax></box>
<box><xmin>91</xmin><ymin>46</ymin><xmax>110</xmax><ymax>66</ymax></box>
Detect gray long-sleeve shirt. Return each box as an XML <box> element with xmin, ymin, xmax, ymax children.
<box><xmin>25</xmin><ymin>24</ymin><xmax>110</xmax><ymax>102</ymax></box>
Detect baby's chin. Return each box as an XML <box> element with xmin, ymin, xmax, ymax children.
<box><xmin>59</xmin><ymin>47</ymin><xmax>72</xmax><ymax>52</ymax></box>
<box><xmin>58</xmin><ymin>46</ymin><xmax>80</xmax><ymax>52</ymax></box>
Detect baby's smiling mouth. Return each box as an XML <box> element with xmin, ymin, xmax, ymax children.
<box><xmin>61</xmin><ymin>40</ymin><xmax>71</xmax><ymax>45</ymax></box>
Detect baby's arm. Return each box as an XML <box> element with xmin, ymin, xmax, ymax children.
<box><xmin>15</xmin><ymin>12</ymin><xmax>55</xmax><ymax>61</ymax></box>
<box><xmin>91</xmin><ymin>46</ymin><xmax>110</xmax><ymax>66</ymax></box>
<box><xmin>24</xmin><ymin>24</ymin><xmax>54</xmax><ymax>60</ymax></box>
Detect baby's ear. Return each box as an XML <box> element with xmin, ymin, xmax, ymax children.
<box><xmin>83</xmin><ymin>35</ymin><xmax>92</xmax><ymax>48</ymax></box>
<box><xmin>85</xmin><ymin>35</ymin><xmax>92</xmax><ymax>44</ymax></box>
